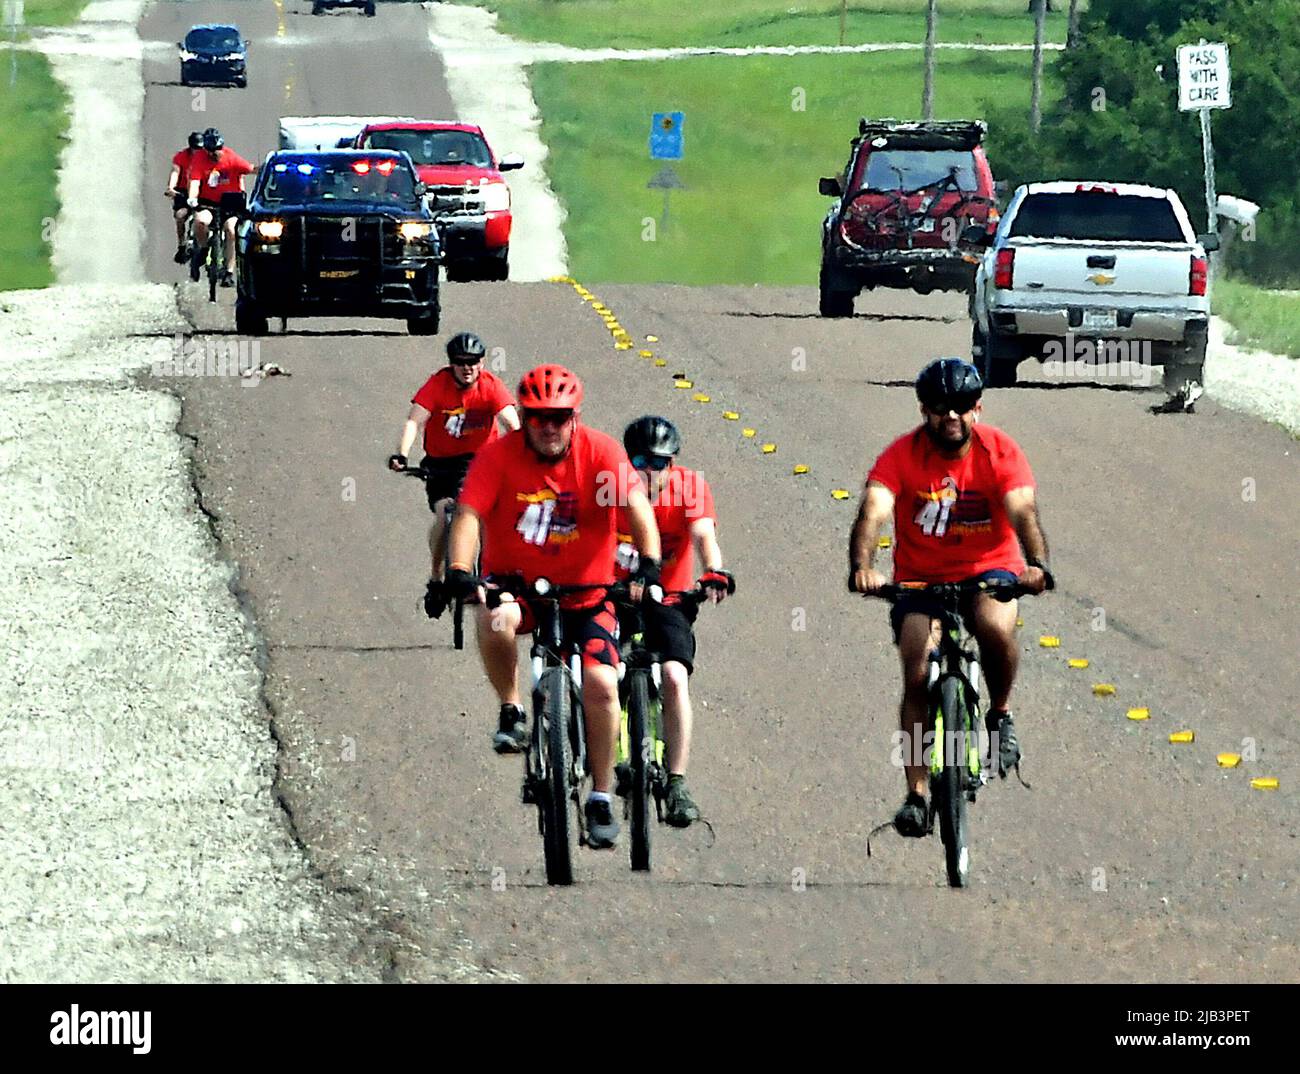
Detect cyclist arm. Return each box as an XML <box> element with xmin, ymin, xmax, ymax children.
<box><xmin>1004</xmin><ymin>486</ymin><xmax>1051</xmax><ymax>593</ymax></box>
<box><xmin>625</xmin><ymin>486</ymin><xmax>661</xmax><ymax>564</ymax></box>
<box><xmin>186</xmin><ymin>176</ymin><xmax>201</xmax><ymax>203</ymax></box>
<box><xmin>848</xmin><ymin>481</ymin><xmax>894</xmax><ymax>593</ymax></box>
<box><xmin>496</xmin><ymin>404</ymin><xmax>520</xmax><ymax>434</ymax></box>
<box><xmin>166</xmin><ymin>164</ymin><xmax>181</xmax><ymax>195</ymax></box>
<box><xmin>690</xmin><ymin>517</ymin><xmax>729</xmax><ymax>603</ymax></box>
<box><xmin>397</xmin><ymin>403</ymin><xmax>431</xmax><ymax>460</ymax></box>
<box><xmin>447</xmin><ymin>503</ymin><xmax>482</xmax><ymax>574</ymax></box>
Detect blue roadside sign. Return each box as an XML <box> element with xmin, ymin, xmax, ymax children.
<box><xmin>649</xmin><ymin>112</ymin><xmax>684</xmax><ymax>160</ymax></box>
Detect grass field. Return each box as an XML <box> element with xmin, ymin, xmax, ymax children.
<box><xmin>458</xmin><ymin>0</ymin><xmax>1076</xmax><ymax>48</ymax></box>
<box><xmin>19</xmin><ymin>0</ymin><xmax>88</xmax><ymax>28</ymax></box>
<box><xmin>0</xmin><ymin>49</ymin><xmax>70</xmax><ymax>291</ymax></box>
<box><xmin>1216</xmin><ymin>278</ymin><xmax>1300</xmax><ymax>360</ymax></box>
<box><xmin>533</xmin><ymin>49</ymin><xmax>1057</xmax><ymax>285</ymax></box>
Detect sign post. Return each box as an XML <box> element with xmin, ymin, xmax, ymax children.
<box><xmin>647</xmin><ymin>112</ymin><xmax>685</xmax><ymax>233</ymax></box>
<box><xmin>1177</xmin><ymin>41</ymin><xmax>1232</xmax><ymax>238</ymax></box>
<box><xmin>3</xmin><ymin>1</ymin><xmax>24</xmax><ymax>88</ymax></box>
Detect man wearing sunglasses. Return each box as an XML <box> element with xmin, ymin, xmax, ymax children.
<box><xmin>614</xmin><ymin>416</ymin><xmax>734</xmax><ymax>828</ymax></box>
<box><xmin>848</xmin><ymin>358</ymin><xmax>1053</xmax><ymax>839</ymax></box>
<box><xmin>445</xmin><ymin>365</ymin><xmax>662</xmax><ymax>850</ymax></box>
<box><xmin>388</xmin><ymin>332</ymin><xmax>519</xmax><ymax>619</ymax></box>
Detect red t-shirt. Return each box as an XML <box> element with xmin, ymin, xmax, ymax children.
<box><xmin>172</xmin><ymin>147</ymin><xmax>202</xmax><ymax>188</ymax></box>
<box><xmin>867</xmin><ymin>424</ymin><xmax>1034</xmax><ymax>583</ymax></box>
<box><xmin>411</xmin><ymin>368</ymin><xmax>514</xmax><ymax>458</ymax></box>
<box><xmin>458</xmin><ymin>425</ymin><xmax>644</xmax><ymax>607</ymax></box>
<box><xmin>614</xmin><ymin>466</ymin><xmax>716</xmax><ymax>593</ymax></box>
<box><xmin>193</xmin><ymin>148</ymin><xmax>254</xmax><ymax>201</ymax></box>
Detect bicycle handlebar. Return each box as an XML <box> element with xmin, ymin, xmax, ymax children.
<box><xmin>868</xmin><ymin>578</ymin><xmax>1032</xmax><ymax>604</ymax></box>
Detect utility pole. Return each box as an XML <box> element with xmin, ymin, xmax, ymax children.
<box><xmin>923</xmin><ymin>0</ymin><xmax>938</xmax><ymax>120</ymax></box>
<box><xmin>839</xmin><ymin>0</ymin><xmax>847</xmax><ymax>47</ymax></box>
<box><xmin>1067</xmin><ymin>0</ymin><xmax>1081</xmax><ymax>49</ymax></box>
<box><xmin>1030</xmin><ymin>0</ymin><xmax>1047</xmax><ymax>132</ymax></box>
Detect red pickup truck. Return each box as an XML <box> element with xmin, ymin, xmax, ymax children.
<box><xmin>354</xmin><ymin>121</ymin><xmax>523</xmax><ymax>281</ymax></box>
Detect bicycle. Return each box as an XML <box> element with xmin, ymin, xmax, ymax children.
<box><xmin>869</xmin><ymin>577</ymin><xmax>1034</xmax><ymax>888</ymax></box>
<box><xmin>482</xmin><ymin>577</ymin><xmax>619</xmax><ymax>886</ymax></box>
<box><xmin>610</xmin><ymin>585</ymin><xmax>709</xmax><ymax>873</ymax></box>
<box><xmin>398</xmin><ymin>463</ymin><xmax>475</xmax><ymax>650</ymax></box>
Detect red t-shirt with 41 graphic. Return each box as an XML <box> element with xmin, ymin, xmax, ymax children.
<box><xmin>867</xmin><ymin>423</ymin><xmax>1034</xmax><ymax>583</ymax></box>
<box><xmin>458</xmin><ymin>425</ymin><xmax>643</xmax><ymax>607</ymax></box>
<box><xmin>411</xmin><ymin>367</ymin><xmax>514</xmax><ymax>457</ymax></box>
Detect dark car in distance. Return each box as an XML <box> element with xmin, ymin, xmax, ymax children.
<box><xmin>235</xmin><ymin>150</ymin><xmax>441</xmax><ymax>336</ymax></box>
<box><xmin>312</xmin><ymin>0</ymin><xmax>377</xmax><ymax>15</ymax></box>
<box><xmin>817</xmin><ymin>119</ymin><xmax>998</xmax><ymax>315</ymax></box>
<box><xmin>179</xmin><ymin>24</ymin><xmax>247</xmax><ymax>88</ymax></box>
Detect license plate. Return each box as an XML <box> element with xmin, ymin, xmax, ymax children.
<box><xmin>1082</xmin><ymin>309</ymin><xmax>1117</xmax><ymax>331</ymax></box>
<box><xmin>918</xmin><ymin>218</ymin><xmax>936</xmax><ymax>233</ymax></box>
<box><xmin>319</xmin><ymin>270</ymin><xmax>359</xmax><ymax>279</ymax></box>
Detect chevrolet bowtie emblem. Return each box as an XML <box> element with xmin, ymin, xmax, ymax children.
<box><xmin>1088</xmin><ymin>273</ymin><xmax>1116</xmax><ymax>286</ymax></box>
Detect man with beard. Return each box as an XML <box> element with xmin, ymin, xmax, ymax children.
<box><xmin>848</xmin><ymin>358</ymin><xmax>1053</xmax><ymax>837</ymax></box>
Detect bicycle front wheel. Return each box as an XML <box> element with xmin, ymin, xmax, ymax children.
<box><xmin>626</xmin><ymin>669</ymin><xmax>653</xmax><ymax>872</ymax></box>
<box><xmin>936</xmin><ymin>675</ymin><xmax>970</xmax><ymax>888</ymax></box>
<box><xmin>539</xmin><ymin>666</ymin><xmax>574</xmax><ymax>885</ymax></box>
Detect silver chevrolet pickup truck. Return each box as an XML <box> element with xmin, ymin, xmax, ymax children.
<box><xmin>968</xmin><ymin>181</ymin><xmax>1220</xmax><ymax>390</ymax></box>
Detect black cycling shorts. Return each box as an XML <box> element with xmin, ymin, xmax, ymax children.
<box><xmin>197</xmin><ymin>192</ymin><xmax>246</xmax><ymax>220</ymax></box>
<box><xmin>421</xmin><ymin>453</ymin><xmax>473</xmax><ymax>511</ymax></box>
<box><xmin>173</xmin><ymin>193</ymin><xmax>191</xmax><ymax>214</ymax></box>
<box><xmin>620</xmin><ymin>597</ymin><xmax>699</xmax><ymax>675</ymax></box>
<box><xmin>488</xmin><ymin>581</ymin><xmax>621</xmax><ymax>671</ymax></box>
<box><xmin>889</xmin><ymin>568</ymin><xmax>1019</xmax><ymax>645</ymax></box>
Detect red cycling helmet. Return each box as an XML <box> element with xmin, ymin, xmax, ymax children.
<box><xmin>517</xmin><ymin>364</ymin><xmax>584</xmax><ymax>410</ymax></box>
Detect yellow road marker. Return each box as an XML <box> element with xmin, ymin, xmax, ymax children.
<box><xmin>793</xmin><ymin>465</ymin><xmax>810</xmax><ymax>475</ymax></box>
<box><xmin>742</xmin><ymin>428</ymin><xmax>756</xmax><ymax>438</ymax></box>
<box><xmin>1168</xmin><ymin>730</ymin><xmax>1195</xmax><ymax>743</ymax></box>
<box><xmin>1015</xmin><ymin>617</ymin><xmax>1024</xmax><ymax>627</ymax></box>
<box><xmin>723</xmin><ymin>411</ymin><xmax>739</xmax><ymax>420</ymax></box>
<box><xmin>761</xmin><ymin>443</ymin><xmax>777</xmax><ymax>454</ymax></box>
<box><xmin>1216</xmin><ymin>753</ymin><xmax>1241</xmax><ymax>768</ymax></box>
<box><xmin>654</xmin><ymin>359</ymin><xmax>667</xmax><ymax>367</ymax></box>
<box><xmin>674</xmin><ymin>379</ymin><xmax>693</xmax><ymax>389</ymax></box>
<box><xmin>1093</xmin><ymin>683</ymin><xmax>1117</xmax><ymax>696</ymax></box>
<box><xmin>877</xmin><ymin>536</ymin><xmax>891</xmax><ymax>548</ymax></box>
<box><xmin>1250</xmin><ymin>777</ymin><xmax>1279</xmax><ymax>790</ymax></box>
<box><xmin>639</xmin><ymin>349</ymin><xmax>654</xmax><ymax>358</ymax></box>
<box><xmin>1039</xmin><ymin>636</ymin><xmax>1060</xmax><ymax>648</ymax></box>
<box><xmin>693</xmin><ymin>393</ymin><xmax>711</xmax><ymax>402</ymax></box>
<box><xmin>646</xmin><ymin>335</ymin><xmax>659</xmax><ymax>342</ymax></box>
<box><xmin>1067</xmin><ymin>658</ymin><xmax>1089</xmax><ymax>669</ymax></box>
<box><xmin>615</xmin><ymin>342</ymin><xmax>632</xmax><ymax>350</ymax></box>
<box><xmin>1126</xmin><ymin>707</ymin><xmax>1149</xmax><ymax>720</ymax></box>
<box><xmin>832</xmin><ymin>489</ymin><xmax>851</xmax><ymax>500</ymax></box>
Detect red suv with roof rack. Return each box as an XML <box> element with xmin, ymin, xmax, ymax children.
<box><xmin>817</xmin><ymin>119</ymin><xmax>998</xmax><ymax>316</ymax></box>
<box><xmin>354</xmin><ymin>121</ymin><xmax>523</xmax><ymax>281</ymax></box>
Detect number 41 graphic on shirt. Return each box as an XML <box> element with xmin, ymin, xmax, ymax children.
<box><xmin>915</xmin><ymin>481</ymin><xmax>957</xmax><ymax>537</ymax></box>
<box><xmin>516</xmin><ymin>500</ymin><xmax>556</xmax><ymax>545</ymax></box>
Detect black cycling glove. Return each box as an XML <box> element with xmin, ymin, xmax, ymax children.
<box><xmin>698</xmin><ymin>568</ymin><xmax>736</xmax><ymax>595</ymax></box>
<box><xmin>630</xmin><ymin>557</ymin><xmax>661</xmax><ymax>589</ymax></box>
<box><xmin>443</xmin><ymin>568</ymin><xmax>480</xmax><ymax>602</ymax></box>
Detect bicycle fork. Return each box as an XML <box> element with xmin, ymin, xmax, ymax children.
<box><xmin>928</xmin><ymin>653</ymin><xmax>988</xmax><ymax>802</ymax></box>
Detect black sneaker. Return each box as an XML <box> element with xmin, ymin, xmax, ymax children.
<box><xmin>422</xmin><ymin>578</ymin><xmax>448</xmax><ymax>620</ymax></box>
<box><xmin>985</xmin><ymin>709</ymin><xmax>1021</xmax><ymax>777</ymax></box>
<box><xmin>492</xmin><ymin>704</ymin><xmax>528</xmax><ymax>754</ymax></box>
<box><xmin>893</xmin><ymin>791</ymin><xmax>929</xmax><ymax>838</ymax></box>
<box><xmin>219</xmin><ymin>269</ymin><xmax>235</xmax><ymax>288</ymax></box>
<box><xmin>173</xmin><ymin>244</ymin><xmax>188</xmax><ymax>265</ymax></box>
<box><xmin>584</xmin><ymin>797</ymin><xmax>620</xmax><ymax>849</ymax></box>
<box><xmin>663</xmin><ymin>775</ymin><xmax>701</xmax><ymax>828</ymax></box>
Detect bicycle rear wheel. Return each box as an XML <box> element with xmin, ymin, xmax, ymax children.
<box><xmin>936</xmin><ymin>676</ymin><xmax>970</xmax><ymax>888</ymax></box>
<box><xmin>539</xmin><ymin>666</ymin><xmax>574</xmax><ymax>885</ymax></box>
<box><xmin>189</xmin><ymin>237</ymin><xmax>203</xmax><ymax>281</ymax></box>
<box><xmin>626</xmin><ymin>669</ymin><xmax>653</xmax><ymax>872</ymax></box>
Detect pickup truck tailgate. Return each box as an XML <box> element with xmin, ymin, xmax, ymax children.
<box><xmin>1008</xmin><ymin>239</ymin><xmax>1194</xmax><ymax>298</ymax></box>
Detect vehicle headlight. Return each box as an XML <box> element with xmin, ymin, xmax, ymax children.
<box><xmin>399</xmin><ymin>222</ymin><xmax>433</xmax><ymax>243</ymax></box>
<box><xmin>481</xmin><ymin>181</ymin><xmax>510</xmax><ymax>213</ymax></box>
<box><xmin>219</xmin><ymin>53</ymin><xmax>244</xmax><ymax>61</ymax></box>
<box><xmin>255</xmin><ymin>220</ymin><xmax>284</xmax><ymax>241</ymax></box>
<box><xmin>179</xmin><ymin>50</ymin><xmax>198</xmax><ymax>61</ymax></box>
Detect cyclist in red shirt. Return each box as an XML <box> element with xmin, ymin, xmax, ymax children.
<box><xmin>165</xmin><ymin>131</ymin><xmax>203</xmax><ymax>264</ymax></box>
<box><xmin>187</xmin><ymin>128</ymin><xmax>255</xmax><ymax>287</ymax></box>
<box><xmin>387</xmin><ymin>332</ymin><xmax>519</xmax><ymax>618</ymax></box>
<box><xmin>445</xmin><ymin>365</ymin><xmax>662</xmax><ymax>850</ymax></box>
<box><xmin>848</xmin><ymin>358</ymin><xmax>1053</xmax><ymax>838</ymax></box>
<box><xmin>613</xmin><ymin>416</ymin><xmax>734</xmax><ymax>828</ymax></box>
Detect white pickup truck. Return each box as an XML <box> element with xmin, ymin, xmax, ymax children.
<box><xmin>968</xmin><ymin>181</ymin><xmax>1219</xmax><ymax>389</ymax></box>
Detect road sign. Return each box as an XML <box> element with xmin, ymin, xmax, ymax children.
<box><xmin>1178</xmin><ymin>43</ymin><xmax>1231</xmax><ymax>111</ymax></box>
<box><xmin>649</xmin><ymin>112</ymin><xmax>684</xmax><ymax>160</ymax></box>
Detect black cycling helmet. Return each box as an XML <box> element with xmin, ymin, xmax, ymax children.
<box><xmin>201</xmin><ymin>127</ymin><xmax>223</xmax><ymax>152</ymax></box>
<box><xmin>187</xmin><ymin>131</ymin><xmax>202</xmax><ymax>150</ymax></box>
<box><xmin>446</xmin><ymin>331</ymin><xmax>486</xmax><ymax>363</ymax></box>
<box><xmin>624</xmin><ymin>415</ymin><xmax>681</xmax><ymax>461</ymax></box>
<box><xmin>915</xmin><ymin>357</ymin><xmax>983</xmax><ymax>411</ymax></box>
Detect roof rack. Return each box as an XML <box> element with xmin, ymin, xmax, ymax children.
<box><xmin>853</xmin><ymin>119</ymin><xmax>987</xmax><ymax>151</ymax></box>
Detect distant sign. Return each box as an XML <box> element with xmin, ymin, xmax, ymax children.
<box><xmin>3</xmin><ymin>1</ymin><xmax>25</xmax><ymax>27</ymax></box>
<box><xmin>1178</xmin><ymin>43</ymin><xmax>1231</xmax><ymax>111</ymax></box>
<box><xmin>649</xmin><ymin>112</ymin><xmax>684</xmax><ymax>160</ymax></box>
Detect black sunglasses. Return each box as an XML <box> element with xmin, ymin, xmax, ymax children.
<box><xmin>925</xmin><ymin>394</ymin><xmax>980</xmax><ymax>415</ymax></box>
<box><xmin>631</xmin><ymin>454</ymin><xmax>673</xmax><ymax>471</ymax></box>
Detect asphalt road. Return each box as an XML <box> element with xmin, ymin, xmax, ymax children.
<box><xmin>141</xmin><ymin>2</ymin><xmax>1298</xmax><ymax>982</ymax></box>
